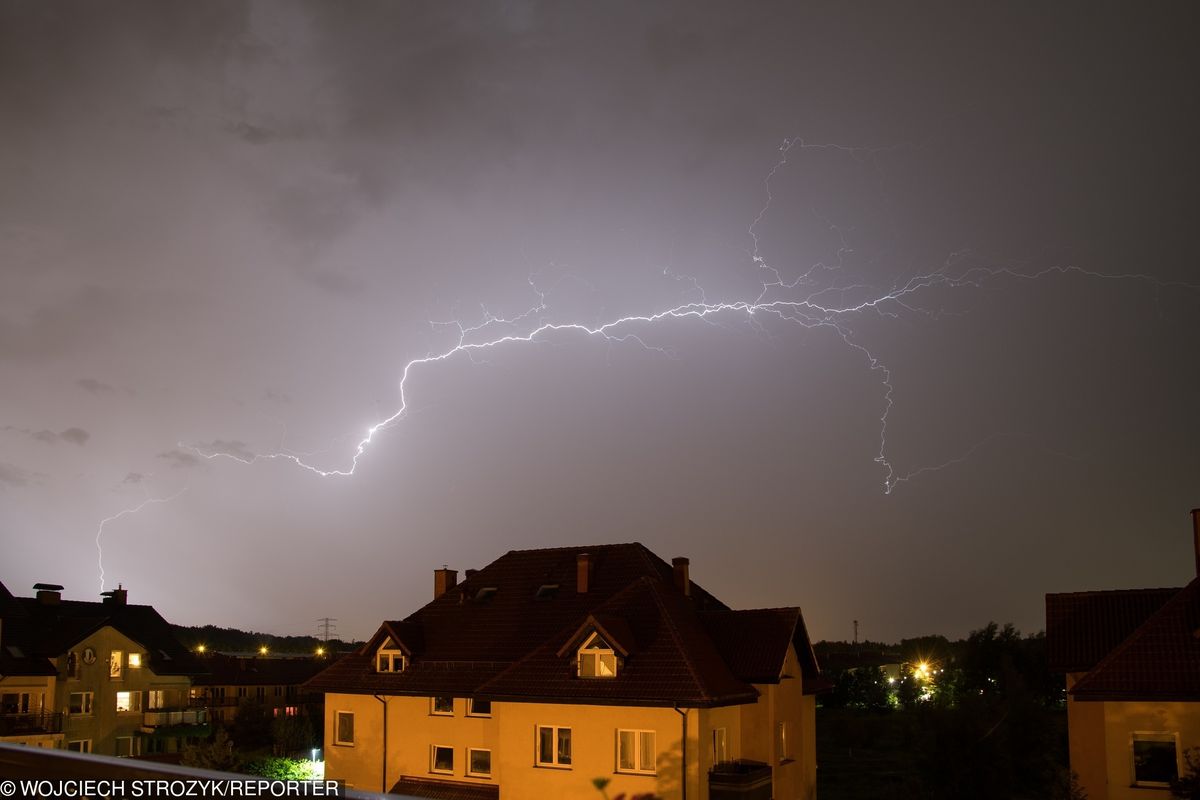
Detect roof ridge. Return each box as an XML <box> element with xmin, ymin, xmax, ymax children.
<box><xmin>645</xmin><ymin>577</ymin><xmax>712</xmax><ymax>700</ymax></box>
<box><xmin>1071</xmin><ymin>578</ymin><xmax>1197</xmax><ymax>696</ymax></box>
<box><xmin>1046</xmin><ymin>586</ymin><xmax>1183</xmax><ymax>598</ymax></box>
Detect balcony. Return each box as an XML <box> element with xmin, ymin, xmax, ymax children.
<box><xmin>142</xmin><ymin>707</ymin><xmax>208</xmax><ymax>728</ymax></box>
<box><xmin>708</xmin><ymin>759</ymin><xmax>773</xmax><ymax>800</ymax></box>
<box><xmin>0</xmin><ymin>711</ymin><xmax>63</xmax><ymax>737</ymax></box>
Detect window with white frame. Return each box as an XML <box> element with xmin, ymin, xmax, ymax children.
<box><xmin>468</xmin><ymin>698</ymin><xmax>491</xmax><ymax>717</ymax></box>
<box><xmin>431</xmin><ymin>745</ymin><xmax>454</xmax><ymax>774</ymax></box>
<box><xmin>431</xmin><ymin>696</ymin><xmax>454</xmax><ymax>715</ymax></box>
<box><xmin>334</xmin><ymin>711</ymin><xmax>355</xmax><ymax>746</ymax></box>
<box><xmin>468</xmin><ymin>748</ymin><xmax>492</xmax><ymax>777</ymax></box>
<box><xmin>147</xmin><ymin>690</ymin><xmax>165</xmax><ymax>710</ymax></box>
<box><xmin>1132</xmin><ymin>732</ymin><xmax>1178</xmax><ymax>787</ymax></box>
<box><xmin>376</xmin><ymin>639</ymin><xmax>407</xmax><ymax>673</ymax></box>
<box><xmin>67</xmin><ymin>740</ymin><xmax>92</xmax><ymax>753</ymax></box>
<box><xmin>115</xmin><ymin>691</ymin><xmax>141</xmax><ymax>713</ymax></box>
<box><xmin>116</xmin><ymin>736</ymin><xmax>139</xmax><ymax>757</ymax></box>
<box><xmin>617</xmin><ymin>729</ymin><xmax>656</xmax><ymax>774</ymax></box>
<box><xmin>712</xmin><ymin>727</ymin><xmax>729</xmax><ymax>765</ymax></box>
<box><xmin>68</xmin><ymin>692</ymin><xmax>94</xmax><ymax>715</ymax></box>
<box><xmin>537</xmin><ymin>725</ymin><xmax>572</xmax><ymax>767</ymax></box>
<box><xmin>577</xmin><ymin>632</ymin><xmax>618</xmax><ymax>678</ymax></box>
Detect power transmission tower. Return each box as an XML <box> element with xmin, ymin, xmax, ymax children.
<box><xmin>316</xmin><ymin>617</ymin><xmax>338</xmax><ymax>643</ymax></box>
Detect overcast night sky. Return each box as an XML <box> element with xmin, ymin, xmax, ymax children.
<box><xmin>2</xmin><ymin>1</ymin><xmax>1198</xmax><ymax>643</ymax></box>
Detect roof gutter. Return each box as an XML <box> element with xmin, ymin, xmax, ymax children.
<box><xmin>673</xmin><ymin>703</ymin><xmax>688</xmax><ymax>800</ymax></box>
<box><xmin>372</xmin><ymin>694</ymin><xmax>388</xmax><ymax>793</ymax></box>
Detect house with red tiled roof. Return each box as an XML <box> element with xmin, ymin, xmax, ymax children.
<box><xmin>306</xmin><ymin>543</ymin><xmax>825</xmax><ymax>800</ymax></box>
<box><xmin>1046</xmin><ymin>510</ymin><xmax>1200</xmax><ymax>799</ymax></box>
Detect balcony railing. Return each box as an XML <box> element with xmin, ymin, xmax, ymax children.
<box><xmin>0</xmin><ymin>711</ymin><xmax>64</xmax><ymax>737</ymax></box>
<box><xmin>142</xmin><ymin>707</ymin><xmax>208</xmax><ymax>727</ymax></box>
<box><xmin>709</xmin><ymin>759</ymin><xmax>773</xmax><ymax>800</ymax></box>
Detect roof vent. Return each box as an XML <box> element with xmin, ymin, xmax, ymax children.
<box><xmin>535</xmin><ymin>584</ymin><xmax>560</xmax><ymax>601</ymax></box>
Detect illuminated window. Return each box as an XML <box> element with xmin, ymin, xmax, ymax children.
<box><xmin>115</xmin><ymin>691</ymin><xmax>141</xmax><ymax>713</ymax></box>
<box><xmin>68</xmin><ymin>692</ymin><xmax>94</xmax><ymax>715</ymax></box>
<box><xmin>468</xmin><ymin>748</ymin><xmax>492</xmax><ymax>777</ymax></box>
<box><xmin>468</xmin><ymin>698</ymin><xmax>491</xmax><ymax>717</ymax></box>
<box><xmin>537</xmin><ymin>725</ymin><xmax>572</xmax><ymax>767</ymax></box>
<box><xmin>1132</xmin><ymin>733</ymin><xmax>1178</xmax><ymax>787</ymax></box>
<box><xmin>128</xmin><ymin>653</ymin><xmax>142</xmax><ymax>669</ymax></box>
<box><xmin>109</xmin><ymin>650</ymin><xmax>123</xmax><ymax>680</ymax></box>
<box><xmin>431</xmin><ymin>696</ymin><xmax>454</xmax><ymax>715</ymax></box>
<box><xmin>431</xmin><ymin>745</ymin><xmax>454</xmax><ymax>774</ymax></box>
<box><xmin>147</xmin><ymin>691</ymin><xmax>165</xmax><ymax>710</ymax></box>
<box><xmin>376</xmin><ymin>637</ymin><xmax>407</xmax><ymax>673</ymax></box>
<box><xmin>577</xmin><ymin>632</ymin><xmax>617</xmax><ymax>678</ymax></box>
<box><xmin>334</xmin><ymin>711</ymin><xmax>354</xmax><ymax>746</ymax></box>
<box><xmin>67</xmin><ymin>740</ymin><xmax>92</xmax><ymax>753</ymax></box>
<box><xmin>617</xmin><ymin>729</ymin><xmax>656</xmax><ymax>774</ymax></box>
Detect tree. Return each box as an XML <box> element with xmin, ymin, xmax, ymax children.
<box><xmin>230</xmin><ymin>702</ymin><xmax>273</xmax><ymax>751</ymax></box>
<box><xmin>272</xmin><ymin>712</ymin><xmax>316</xmax><ymax>756</ymax></box>
<box><xmin>1173</xmin><ymin>747</ymin><xmax>1200</xmax><ymax>799</ymax></box>
<box><xmin>182</xmin><ymin>728</ymin><xmax>240</xmax><ymax>772</ymax></box>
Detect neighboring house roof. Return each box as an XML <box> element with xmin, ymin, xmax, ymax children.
<box><xmin>0</xmin><ymin>581</ymin><xmax>205</xmax><ymax>678</ymax></box>
<box><xmin>700</xmin><ymin>607</ymin><xmax>825</xmax><ymax>691</ymax></box>
<box><xmin>306</xmin><ymin>543</ymin><xmax>824</xmax><ymax>707</ymax></box>
<box><xmin>0</xmin><ymin>581</ymin><xmax>58</xmax><ymax>678</ymax></box>
<box><xmin>391</xmin><ymin>777</ymin><xmax>499</xmax><ymax>800</ymax></box>
<box><xmin>1045</xmin><ymin>586</ymin><xmax>1179</xmax><ymax>673</ymax></box>
<box><xmin>1068</xmin><ymin>578</ymin><xmax>1200</xmax><ymax>702</ymax></box>
<box><xmin>191</xmin><ymin>653</ymin><xmax>329</xmax><ymax>687</ymax></box>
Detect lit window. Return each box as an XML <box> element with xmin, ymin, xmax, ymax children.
<box><xmin>431</xmin><ymin>696</ymin><xmax>454</xmax><ymax>715</ymax></box>
<box><xmin>617</xmin><ymin>729</ymin><xmax>656</xmax><ymax>774</ymax></box>
<box><xmin>1132</xmin><ymin>733</ymin><xmax>1178</xmax><ymax>787</ymax></box>
<box><xmin>431</xmin><ymin>745</ymin><xmax>454</xmax><ymax>774</ymax></box>
<box><xmin>537</xmin><ymin>725</ymin><xmax>572</xmax><ymax>767</ymax></box>
<box><xmin>468</xmin><ymin>748</ymin><xmax>492</xmax><ymax>777</ymax></box>
<box><xmin>128</xmin><ymin>653</ymin><xmax>142</xmax><ymax>669</ymax></box>
<box><xmin>334</xmin><ymin>711</ymin><xmax>355</xmax><ymax>746</ymax></box>
<box><xmin>468</xmin><ymin>698</ymin><xmax>491</xmax><ymax>717</ymax></box>
<box><xmin>376</xmin><ymin>650</ymin><xmax>406</xmax><ymax>673</ymax></box>
<box><xmin>577</xmin><ymin>632</ymin><xmax>618</xmax><ymax>678</ymax></box>
<box><xmin>68</xmin><ymin>692</ymin><xmax>94</xmax><ymax>715</ymax></box>
<box><xmin>115</xmin><ymin>691</ymin><xmax>141</xmax><ymax>713</ymax></box>
<box><xmin>110</xmin><ymin>651</ymin><xmax>123</xmax><ymax>680</ymax></box>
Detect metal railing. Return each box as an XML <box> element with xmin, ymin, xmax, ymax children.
<box><xmin>142</xmin><ymin>707</ymin><xmax>209</xmax><ymax>727</ymax></box>
<box><xmin>0</xmin><ymin>711</ymin><xmax>63</xmax><ymax>736</ymax></box>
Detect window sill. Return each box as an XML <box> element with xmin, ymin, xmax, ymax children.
<box><xmin>429</xmin><ymin>770</ymin><xmax>454</xmax><ymax>776</ymax></box>
<box><xmin>466</xmin><ymin>773</ymin><xmax>492</xmax><ymax>780</ymax></box>
<box><xmin>614</xmin><ymin>770</ymin><xmax>657</xmax><ymax>777</ymax></box>
<box><xmin>333</xmin><ymin>742</ymin><xmax>355</xmax><ymax>747</ymax></box>
<box><xmin>778</xmin><ymin>758</ymin><xmax>795</xmax><ymax>765</ymax></box>
<box><xmin>534</xmin><ymin>763</ymin><xmax>573</xmax><ymax>770</ymax></box>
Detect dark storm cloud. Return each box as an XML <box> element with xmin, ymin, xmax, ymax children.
<box><xmin>58</xmin><ymin>427</ymin><xmax>90</xmax><ymax>446</ymax></box>
<box><xmin>122</xmin><ymin>472</ymin><xmax>146</xmax><ymax>484</ymax></box>
<box><xmin>3</xmin><ymin>425</ymin><xmax>90</xmax><ymax>445</ymax></box>
<box><xmin>76</xmin><ymin>378</ymin><xmax>115</xmax><ymax>394</ymax></box>
<box><xmin>157</xmin><ymin>450</ymin><xmax>203</xmax><ymax>470</ymax></box>
<box><xmin>0</xmin><ymin>462</ymin><xmax>38</xmax><ymax>488</ymax></box>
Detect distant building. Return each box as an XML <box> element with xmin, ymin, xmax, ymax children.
<box><xmin>307</xmin><ymin>543</ymin><xmax>827</xmax><ymax>800</ymax></box>
<box><xmin>191</xmin><ymin>652</ymin><xmax>327</xmax><ymax>726</ymax></box>
<box><xmin>1046</xmin><ymin>509</ymin><xmax>1200</xmax><ymax>799</ymax></box>
<box><xmin>0</xmin><ymin>580</ymin><xmax>208</xmax><ymax>759</ymax></box>
<box><xmin>0</xmin><ymin>582</ymin><xmax>62</xmax><ymax>748</ymax></box>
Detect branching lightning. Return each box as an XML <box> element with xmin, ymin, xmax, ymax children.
<box><xmin>181</xmin><ymin>138</ymin><xmax>1197</xmax><ymax>495</ymax></box>
<box><xmin>95</xmin><ymin>487</ymin><xmax>187</xmax><ymax>593</ymax></box>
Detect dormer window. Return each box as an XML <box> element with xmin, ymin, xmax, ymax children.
<box><xmin>375</xmin><ymin>637</ymin><xmax>407</xmax><ymax>673</ymax></box>
<box><xmin>577</xmin><ymin>632</ymin><xmax>618</xmax><ymax>678</ymax></box>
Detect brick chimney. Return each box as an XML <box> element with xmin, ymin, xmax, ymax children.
<box><xmin>34</xmin><ymin>583</ymin><xmax>63</xmax><ymax>606</ymax></box>
<box><xmin>434</xmin><ymin>567</ymin><xmax>458</xmax><ymax>599</ymax></box>
<box><xmin>672</xmin><ymin>557</ymin><xmax>691</xmax><ymax>596</ymax></box>
<box><xmin>1192</xmin><ymin>508</ymin><xmax>1200</xmax><ymax>577</ymax></box>
<box><xmin>576</xmin><ymin>553</ymin><xmax>592</xmax><ymax>593</ymax></box>
<box><xmin>102</xmin><ymin>584</ymin><xmax>128</xmax><ymax>606</ymax></box>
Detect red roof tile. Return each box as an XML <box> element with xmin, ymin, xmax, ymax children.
<box><xmin>1045</xmin><ymin>586</ymin><xmax>1178</xmax><ymax>673</ymax></box>
<box><xmin>390</xmin><ymin>776</ymin><xmax>499</xmax><ymax>800</ymax></box>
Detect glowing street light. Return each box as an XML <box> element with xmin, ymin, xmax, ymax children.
<box><xmin>196</xmin><ymin>644</ymin><xmax>206</xmax><ymax>653</ymax></box>
<box><xmin>259</xmin><ymin>645</ymin><xmax>268</xmax><ymax>655</ymax></box>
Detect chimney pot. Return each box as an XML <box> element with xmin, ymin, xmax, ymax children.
<box><xmin>33</xmin><ymin>583</ymin><xmax>63</xmax><ymax>606</ymax></box>
<box><xmin>1192</xmin><ymin>508</ymin><xmax>1200</xmax><ymax>578</ymax></box>
<box><xmin>434</xmin><ymin>568</ymin><xmax>458</xmax><ymax>599</ymax></box>
<box><xmin>465</xmin><ymin>569</ymin><xmax>478</xmax><ymax>580</ymax></box>
<box><xmin>672</xmin><ymin>557</ymin><xmax>691</xmax><ymax>596</ymax></box>
<box><xmin>576</xmin><ymin>553</ymin><xmax>592</xmax><ymax>594</ymax></box>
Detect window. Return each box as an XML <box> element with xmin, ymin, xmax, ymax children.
<box><xmin>468</xmin><ymin>698</ymin><xmax>491</xmax><ymax>717</ymax></box>
<box><xmin>116</xmin><ymin>691</ymin><xmax>142</xmax><ymax>713</ymax></box>
<box><xmin>617</xmin><ymin>729</ymin><xmax>656</xmax><ymax>774</ymax></box>
<box><xmin>431</xmin><ymin>745</ymin><xmax>454</xmax><ymax>774</ymax></box>
<box><xmin>256</xmin><ymin>687</ymin><xmax>266</xmax><ymax>702</ymax></box>
<box><xmin>67</xmin><ymin>740</ymin><xmax>92</xmax><ymax>753</ymax></box>
<box><xmin>577</xmin><ymin>632</ymin><xmax>618</xmax><ymax>678</ymax></box>
<box><xmin>237</xmin><ymin>687</ymin><xmax>248</xmax><ymax>699</ymax></box>
<box><xmin>68</xmin><ymin>692</ymin><xmax>94</xmax><ymax>715</ymax></box>
<box><xmin>777</xmin><ymin>721</ymin><xmax>789</xmax><ymax>762</ymax></box>
<box><xmin>128</xmin><ymin>653</ymin><xmax>142</xmax><ymax>669</ymax></box>
<box><xmin>712</xmin><ymin>727</ymin><xmax>729</xmax><ymax>765</ymax></box>
<box><xmin>537</xmin><ymin>725</ymin><xmax>572</xmax><ymax>767</ymax></box>
<box><xmin>431</xmin><ymin>696</ymin><xmax>454</xmax><ymax>715</ymax></box>
<box><xmin>147</xmin><ymin>690</ymin><xmax>165</xmax><ymax>710</ymax></box>
<box><xmin>1132</xmin><ymin>733</ymin><xmax>1178</xmax><ymax>787</ymax></box>
<box><xmin>66</xmin><ymin>651</ymin><xmax>79</xmax><ymax>679</ymax></box>
<box><xmin>110</xmin><ymin>650</ymin><xmax>123</xmax><ymax>679</ymax></box>
<box><xmin>376</xmin><ymin>650</ymin><xmax>406</xmax><ymax>673</ymax></box>
<box><xmin>0</xmin><ymin>693</ymin><xmax>31</xmax><ymax>714</ymax></box>
<box><xmin>334</xmin><ymin>711</ymin><xmax>355</xmax><ymax>746</ymax></box>
<box><xmin>116</xmin><ymin>736</ymin><xmax>139</xmax><ymax>757</ymax></box>
<box><xmin>274</xmin><ymin>686</ymin><xmax>283</xmax><ymax>697</ymax></box>
<box><xmin>468</xmin><ymin>748</ymin><xmax>492</xmax><ymax>777</ymax></box>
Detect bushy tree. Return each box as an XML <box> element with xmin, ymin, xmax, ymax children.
<box><xmin>1173</xmin><ymin>747</ymin><xmax>1200</xmax><ymax>799</ymax></box>
<box><xmin>181</xmin><ymin>728</ymin><xmax>240</xmax><ymax>772</ymax></box>
<box><xmin>272</xmin><ymin>712</ymin><xmax>316</xmax><ymax>756</ymax></box>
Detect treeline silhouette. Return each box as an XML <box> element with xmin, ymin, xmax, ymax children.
<box><xmin>171</xmin><ymin>624</ymin><xmax>361</xmax><ymax>654</ymax></box>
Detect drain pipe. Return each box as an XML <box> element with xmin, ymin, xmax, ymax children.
<box><xmin>673</xmin><ymin>704</ymin><xmax>689</xmax><ymax>800</ymax></box>
<box><xmin>373</xmin><ymin>694</ymin><xmax>389</xmax><ymax>792</ymax></box>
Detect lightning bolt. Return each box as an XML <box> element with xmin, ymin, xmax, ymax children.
<box><xmin>96</xmin><ymin>487</ymin><xmax>187</xmax><ymax>592</ymax></box>
<box><xmin>180</xmin><ymin>139</ymin><xmax>1197</xmax><ymax>494</ymax></box>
